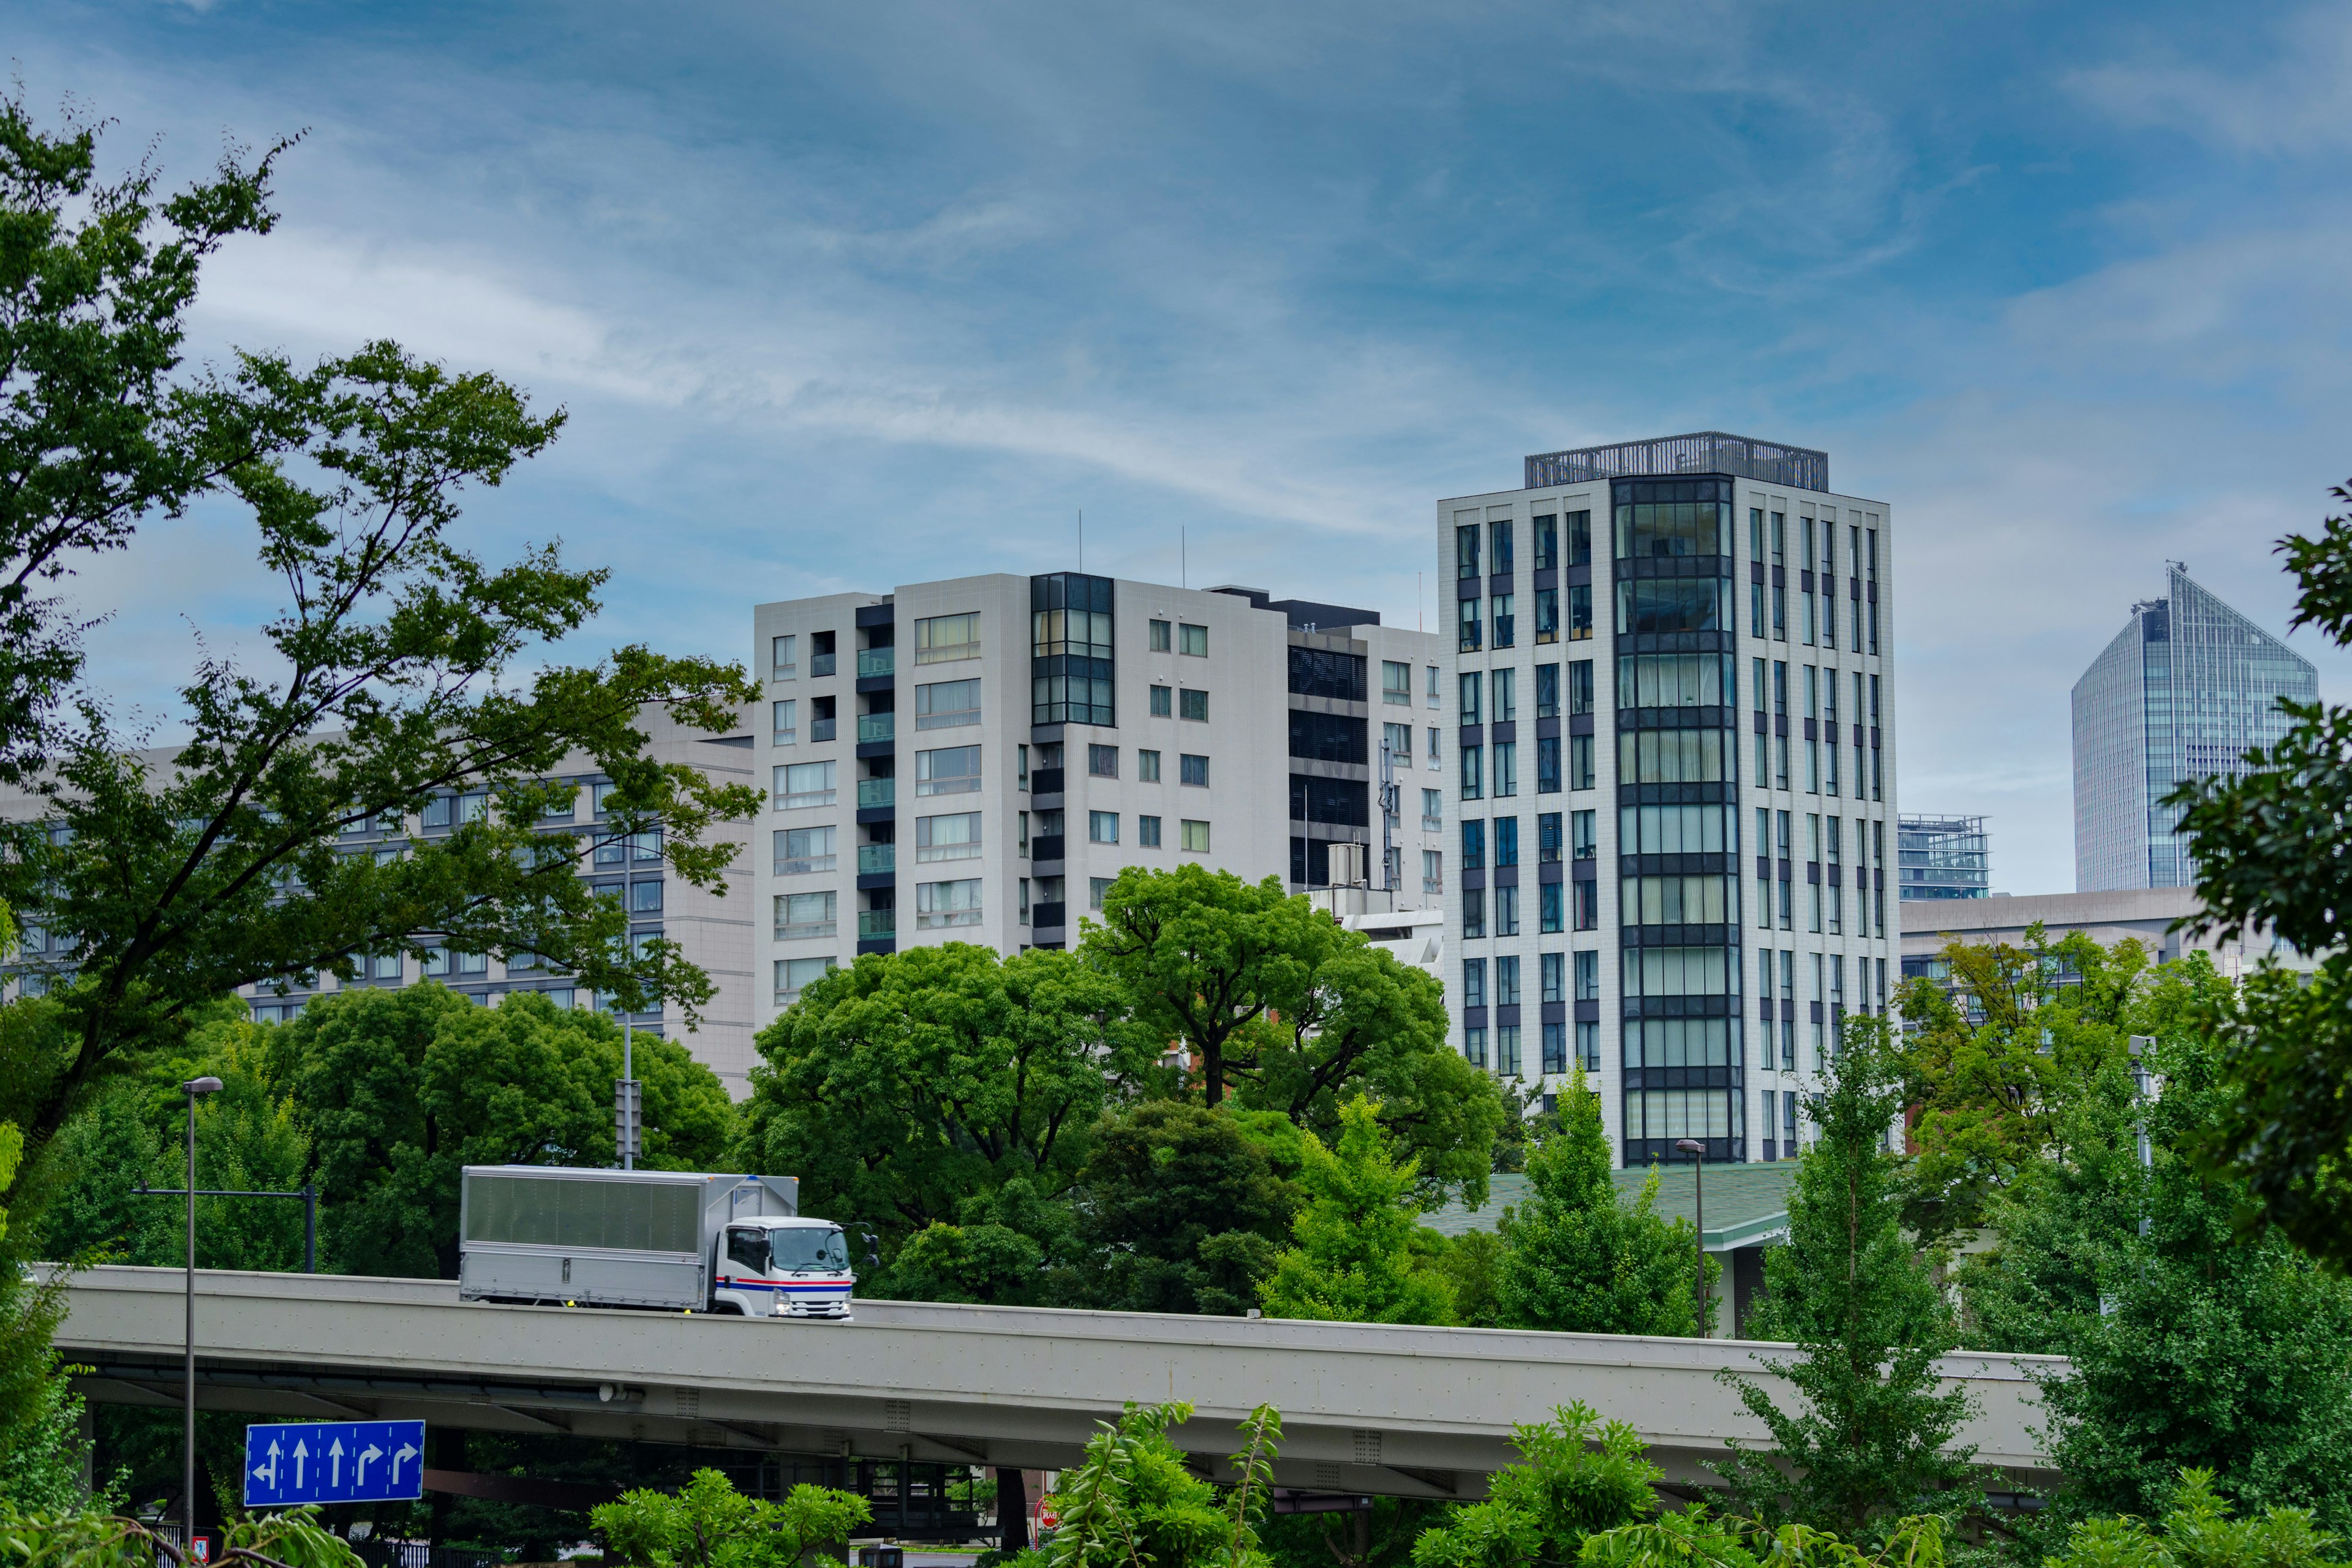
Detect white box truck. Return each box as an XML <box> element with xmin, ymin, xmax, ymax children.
<box><xmin>458</xmin><ymin>1166</ymin><xmax>856</xmax><ymax>1319</ymax></box>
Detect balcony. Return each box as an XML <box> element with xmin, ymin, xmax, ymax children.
<box><xmin>858</xmin><ymin>778</ymin><xmax>895</xmax><ymax>809</ymax></box>
<box><xmin>1031</xmin><ymin>767</ymin><xmax>1065</xmax><ymax>795</ymax></box>
<box><xmin>857</xmin><ymin>648</ymin><xmax>895</xmax><ymax>679</ymax></box>
<box><xmin>858</xmin><ymin>910</ymin><xmax>897</xmax><ymax>940</ymax></box>
<box><xmin>811</xmin><ymin>652</ymin><xmax>836</xmax><ymax>677</ymax></box>
<box><xmin>810</xmin><ymin>718</ymin><xmax>837</xmax><ymax>742</ymax></box>
<box><xmin>858</xmin><ymin>713</ymin><xmax>895</xmax><ymax>744</ymax></box>
<box><xmin>1031</xmin><ymin>901</ymin><xmax>1068</xmax><ymax>930</ymax></box>
<box><xmin>1031</xmin><ymin>834</ymin><xmax>1066</xmax><ymax>863</ymax></box>
<box><xmin>858</xmin><ymin>843</ymin><xmax>895</xmax><ymax>875</ymax></box>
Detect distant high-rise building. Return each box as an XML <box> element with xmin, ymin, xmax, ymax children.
<box><xmin>2073</xmin><ymin>564</ymin><xmax>2315</xmax><ymax>892</ymax></box>
<box><xmin>1898</xmin><ymin>814</ymin><xmax>1989</xmax><ymax>900</ymax></box>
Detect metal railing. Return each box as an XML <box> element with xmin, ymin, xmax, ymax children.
<box><xmin>858</xmin><ymin>713</ymin><xmax>894</xmax><ymax>743</ymax></box>
<box><xmin>857</xmin><ymin>648</ymin><xmax>894</xmax><ymax>678</ymax></box>
<box><xmin>858</xmin><ymin>843</ymin><xmax>894</xmax><ymax>875</ymax></box>
<box><xmin>1525</xmin><ymin>432</ymin><xmax>1828</xmax><ymax>492</ymax></box>
<box><xmin>857</xmin><ymin>779</ymin><xmax>895</xmax><ymax>809</ymax></box>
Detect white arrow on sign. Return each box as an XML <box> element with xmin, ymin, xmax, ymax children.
<box><xmin>391</xmin><ymin>1442</ymin><xmax>417</xmax><ymax>1487</ymax></box>
<box><xmin>328</xmin><ymin>1438</ymin><xmax>344</xmax><ymax>1490</ymax></box>
<box><xmin>292</xmin><ymin>1438</ymin><xmax>308</xmax><ymax>1490</ymax></box>
<box><xmin>251</xmin><ymin>1439</ymin><xmax>281</xmax><ymax>1493</ymax></box>
<box><xmin>358</xmin><ymin>1444</ymin><xmax>381</xmax><ymax>1487</ymax></box>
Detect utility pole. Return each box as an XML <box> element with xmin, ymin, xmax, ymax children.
<box><xmin>181</xmin><ymin>1076</ymin><xmax>223</xmax><ymax>1549</ymax></box>
<box><xmin>1675</xmin><ymin>1137</ymin><xmax>1707</xmax><ymax>1335</ymax></box>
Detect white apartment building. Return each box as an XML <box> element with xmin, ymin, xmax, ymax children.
<box><xmin>751</xmin><ymin>573</ymin><xmax>1449</xmax><ymax>1033</ymax></box>
<box><xmin>1438</xmin><ymin>434</ymin><xmax>1899</xmax><ymax>1166</ymax></box>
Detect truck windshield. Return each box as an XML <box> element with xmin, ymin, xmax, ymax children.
<box><xmin>771</xmin><ymin>1226</ymin><xmax>849</xmax><ymax>1272</ymax></box>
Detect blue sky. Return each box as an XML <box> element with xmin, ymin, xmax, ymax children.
<box><xmin>17</xmin><ymin>0</ymin><xmax>2352</xmax><ymax>892</ymax></box>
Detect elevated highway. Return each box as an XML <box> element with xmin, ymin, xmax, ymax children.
<box><xmin>55</xmin><ymin>1266</ymin><xmax>2060</xmax><ymax>1497</ymax></box>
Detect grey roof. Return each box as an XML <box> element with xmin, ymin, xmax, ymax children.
<box><xmin>1427</xmin><ymin>1161</ymin><xmax>1798</xmax><ymax>1251</ymax></box>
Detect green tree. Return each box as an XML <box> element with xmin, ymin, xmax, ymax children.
<box><xmin>1407</xmin><ymin>1403</ymin><xmax>1661</xmax><ymax>1568</ymax></box>
<box><xmin>0</xmin><ymin>100</ymin><xmax>762</xmax><ymax>1171</ymax></box>
<box><xmin>1425</xmin><ymin>1229</ymin><xmax>1504</xmax><ymax>1329</ymax></box>
<box><xmin>1260</xmin><ymin>1096</ymin><xmax>1455</xmax><ymax>1325</ymax></box>
<box><xmin>284</xmin><ymin>984</ymin><xmax>734</xmax><ymax>1278</ymax></box>
<box><xmin>2164</xmin><ymin>480</ymin><xmax>2352</xmax><ymax>1268</ymax></box>
<box><xmin>0</xmin><ymin>1501</ymin><xmax>361</xmax><ymax>1568</ymax></box>
<box><xmin>1073</xmin><ymin>1101</ymin><xmax>1297</xmax><ymax>1316</ymax></box>
<box><xmin>1492</xmin><ymin>1065</ymin><xmax>1713</xmax><ymax>1337</ymax></box>
<box><xmin>2021</xmin><ymin>1031</ymin><xmax>2352</xmax><ymax>1534</ymax></box>
<box><xmin>1713</xmin><ymin>1017</ymin><xmax>1980</xmax><ymax>1545</ymax></box>
<box><xmin>1028</xmin><ymin>1401</ymin><xmax>1282</xmax><ymax>1568</ymax></box>
<box><xmin>1084</xmin><ymin>866</ymin><xmax>1504</xmax><ymax>1206</ymax></box>
<box><xmin>0</xmin><ymin>1118</ymin><xmax>95</xmax><ymax>1509</ymax></box>
<box><xmin>1893</xmin><ymin>927</ymin><xmax>2152</xmax><ymax>1250</ymax></box>
<box><xmin>1577</xmin><ymin>1509</ymin><xmax>1948</xmax><ymax>1568</ymax></box>
<box><xmin>737</xmin><ymin>943</ymin><xmax>1135</xmax><ymax>1295</ymax></box>
<box><xmin>592</xmin><ymin>1468</ymin><xmax>869</xmax><ymax>1568</ymax></box>
<box><xmin>2038</xmin><ymin>1470</ymin><xmax>2343</xmax><ymax>1568</ymax></box>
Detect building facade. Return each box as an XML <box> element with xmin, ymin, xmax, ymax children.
<box><xmin>1898</xmin><ymin>813</ymin><xmax>1990</xmax><ymax>900</ymax></box>
<box><xmin>1900</xmin><ymin>886</ymin><xmax>2312</xmax><ymax>992</ymax></box>
<box><xmin>750</xmin><ymin>573</ymin><xmax>1447</xmax><ymax>1037</ymax></box>
<box><xmin>2073</xmin><ymin>564</ymin><xmax>2315</xmax><ymax>892</ymax></box>
<box><xmin>1438</xmin><ymin>433</ymin><xmax>1899</xmax><ymax>1166</ymax></box>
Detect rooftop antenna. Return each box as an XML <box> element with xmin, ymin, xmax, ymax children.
<box><xmin>1417</xmin><ymin>570</ymin><xmax>1423</xmax><ymax>633</ymax></box>
<box><xmin>1182</xmin><ymin>525</ymin><xmax>1187</xmax><ymax>589</ymax></box>
<box><xmin>1079</xmin><ymin>509</ymin><xmax>1084</xmax><ymax>573</ymax></box>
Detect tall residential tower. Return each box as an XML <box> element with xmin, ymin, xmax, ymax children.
<box><xmin>2072</xmin><ymin>564</ymin><xmax>2314</xmax><ymax>892</ymax></box>
<box><xmin>1438</xmin><ymin>434</ymin><xmax>1898</xmax><ymax>1166</ymax></box>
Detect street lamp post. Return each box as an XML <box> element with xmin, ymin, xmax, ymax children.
<box><xmin>181</xmin><ymin>1075</ymin><xmax>223</xmax><ymax>1551</ymax></box>
<box><xmin>1674</xmin><ymin>1137</ymin><xmax>1707</xmax><ymax>1336</ymax></box>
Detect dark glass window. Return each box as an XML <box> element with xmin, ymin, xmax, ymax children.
<box><xmin>1494</xmin><ymin>816</ymin><xmax>1518</xmax><ymax>868</ymax></box>
<box><xmin>1456</xmin><ymin>525</ymin><xmax>1480</xmax><ymax>581</ymax></box>
<box><xmin>1289</xmin><ymin>775</ymin><xmax>1370</xmax><ymax>826</ymax></box>
<box><xmin>1286</xmin><ymin>647</ymin><xmax>1368</xmax><ymax>702</ymax></box>
<box><xmin>1461</xmin><ymin>819</ymin><xmax>1485</xmax><ymax>870</ymax></box>
<box><xmin>1030</xmin><ymin>572</ymin><xmax>1115</xmax><ymax>725</ymax></box>
<box><xmin>1287</xmin><ymin>710</ymin><xmax>1367</xmax><ymax>764</ymax></box>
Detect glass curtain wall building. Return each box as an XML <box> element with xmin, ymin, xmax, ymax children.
<box><xmin>1439</xmin><ymin>434</ymin><xmax>1898</xmax><ymax>1166</ymax></box>
<box><xmin>2072</xmin><ymin>564</ymin><xmax>2315</xmax><ymax>891</ymax></box>
<box><xmin>1898</xmin><ymin>815</ymin><xmax>1989</xmax><ymax>900</ymax></box>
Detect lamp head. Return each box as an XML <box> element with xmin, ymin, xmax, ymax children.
<box><xmin>183</xmin><ymin>1076</ymin><xmax>224</xmax><ymax>1095</ymax></box>
<box><xmin>1674</xmin><ymin>1138</ymin><xmax>1705</xmax><ymax>1156</ymax></box>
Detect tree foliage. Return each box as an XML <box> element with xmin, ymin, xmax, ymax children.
<box><xmin>1408</xmin><ymin>1403</ymin><xmax>1660</xmax><ymax>1568</ymax></box>
<box><xmin>2036</xmin><ymin>1469</ymin><xmax>2345</xmax><ymax>1568</ymax></box>
<box><xmin>1714</xmin><ymin>1018</ymin><xmax>1979</xmax><ymax>1545</ymax></box>
<box><xmin>0</xmin><ymin>100</ymin><xmax>763</xmax><ymax>1178</ymax></box>
<box><xmin>1576</xmin><ymin>1509</ymin><xmax>1947</xmax><ymax>1568</ymax></box>
<box><xmin>0</xmin><ymin>1117</ymin><xmax>93</xmax><ymax>1510</ymax></box>
<box><xmin>592</xmin><ymin>1468</ymin><xmax>870</xmax><ymax>1568</ymax></box>
<box><xmin>737</xmin><ymin>943</ymin><xmax>1136</xmax><ymax>1291</ymax></box>
<box><xmin>1493</xmin><ymin>1065</ymin><xmax>1713</xmax><ymax>1337</ymax></box>
<box><xmin>1260</xmin><ymin>1096</ymin><xmax>1455</xmax><ymax>1325</ymax></box>
<box><xmin>1023</xmin><ymin>1401</ymin><xmax>1283</xmax><ymax>1568</ymax></box>
<box><xmin>1892</xmin><ymin>927</ymin><xmax>2156</xmax><ymax>1250</ymax></box>
<box><xmin>1084</xmin><ymin>867</ymin><xmax>1504</xmax><ymax>1207</ymax></box>
<box><xmin>0</xmin><ymin>1501</ymin><xmax>361</xmax><ymax>1568</ymax></box>
<box><xmin>2166</xmin><ymin>478</ymin><xmax>2352</xmax><ymax>1268</ymax></box>
<box><xmin>1072</xmin><ymin>1102</ymin><xmax>1299</xmax><ymax>1316</ymax></box>
<box><xmin>2013</xmin><ymin>1031</ymin><xmax>2352</xmax><ymax>1534</ymax></box>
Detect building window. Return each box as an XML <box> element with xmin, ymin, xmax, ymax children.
<box><xmin>1179</xmin><ymin>622</ymin><xmax>1209</xmax><ymax>657</ymax></box>
<box><xmin>1496</xmin><ymin>884</ymin><xmax>1520</xmax><ymax>937</ymax></box>
<box><xmin>1496</xmin><ymin>954</ymin><xmax>1521</xmax><ymax>1006</ymax></box>
<box><xmin>1461</xmin><ymin>819</ymin><xmax>1485</xmax><ymax>872</ymax></box>
<box><xmin>1568</xmin><ymin>734</ymin><xmax>1594</xmax><ymax>790</ymax></box>
<box><xmin>1567</xmin><ymin>584</ymin><xmax>1593</xmax><ymax>641</ymax></box>
<box><xmin>630</xmin><ymin>880</ymin><xmax>663</xmax><ymax>913</ymax></box>
<box><xmin>777</xmin><ymin>760</ymin><xmax>837</xmax><ymax>810</ymax></box>
<box><xmin>1533</xmin><ymin>514</ymin><xmax>1558</xmax><ymax>571</ymax></box>
<box><xmin>1540</xmin><ymin>951</ymin><xmax>1566</xmax><ymax>1003</ymax></box>
<box><xmin>1139</xmin><ymin>815</ymin><xmax>1163</xmax><ymax>847</ymax></box>
<box><xmin>915</xmin><ymin>678</ymin><xmax>981</xmax><ymax>730</ymax></box>
<box><xmin>1536</xmin><ymin>736</ymin><xmax>1561</xmax><ymax>793</ymax></box>
<box><xmin>1179</xmin><ymin>688</ymin><xmax>1209</xmax><ymax>722</ymax></box>
<box><xmin>1540</xmin><ymin>881</ymin><xmax>1564</xmax><ymax>933</ymax></box>
<box><xmin>917</xmin><ymin>812</ymin><xmax>981</xmax><ymax>862</ymax></box>
<box><xmin>916</xmin><ymin>745</ymin><xmax>982</xmax><ymax>796</ymax></box>
<box><xmin>1423</xmin><ymin>789</ymin><xmax>1443</xmax><ymax>830</ymax></box>
<box><xmin>1491</xmin><ymin>519</ymin><xmax>1515</xmax><ymax>575</ymax></box>
<box><xmin>1180</xmin><ymin>753</ymin><xmax>1210</xmax><ymax>787</ymax></box>
<box><xmin>1384</xmin><ymin>722</ymin><xmax>1412</xmax><ymax>763</ymax></box>
<box><xmin>775</xmin><ymin>956</ymin><xmax>835</xmax><ymax>1005</ymax></box>
<box><xmin>1428</xmin><ymin>726</ymin><xmax>1442</xmax><ymax>771</ymax></box>
<box><xmin>771</xmin><ymin>635</ymin><xmax>797</xmax><ymax>680</ymax></box>
<box><xmin>1463</xmin><ymin>887</ymin><xmax>1485</xmax><ymax>938</ymax></box>
<box><xmin>775</xmin><ymin>891</ymin><xmax>839</xmax><ymax>940</ymax></box>
<box><xmin>1458</xmin><ymin>596</ymin><xmax>1481</xmax><ymax>652</ymax></box>
<box><xmin>1018</xmin><ymin>878</ymin><xmax>1030</xmax><ymax>924</ymax></box>
<box><xmin>1493</xmin><ymin>741</ymin><xmax>1518</xmax><ymax>797</ymax></box>
<box><xmin>1577</xmin><ymin>1021</ymin><xmax>1600</xmax><ymax>1071</ymax></box>
<box><xmin>1461</xmin><ymin>744</ymin><xmax>1483</xmax><ymax>800</ymax></box>
<box><xmin>1150</xmin><ymin>619</ymin><xmax>1172</xmax><ymax>652</ymax></box>
<box><xmin>1031</xmin><ymin>573</ymin><xmax>1114</xmax><ymax>725</ymax></box>
<box><xmin>1090</xmin><ymin>876</ymin><xmax>1115</xmax><ymax>910</ymax></box>
<box><xmin>1456</xmin><ymin>524</ymin><xmax>1480</xmax><ymax>580</ymax></box>
<box><xmin>913</xmin><ymin>612</ymin><xmax>981</xmax><ymax>665</ymax></box>
<box><xmin>1383</xmin><ymin>660</ymin><xmax>1412</xmax><ymax>704</ymax></box>
<box><xmin>1089</xmin><ymin>810</ymin><xmax>1120</xmax><ymax>843</ymax></box>
<box><xmin>1572</xmin><ymin>880</ymin><xmax>1598</xmax><ymax>930</ymax></box>
<box><xmin>1138</xmin><ymin>748</ymin><xmax>1162</xmax><ymax>782</ymax></box>
<box><xmin>1151</xmin><ymin>685</ymin><xmax>1174</xmax><ymax>717</ymax></box>
<box><xmin>1428</xmin><ymin>665</ymin><xmax>1443</xmax><ymax>706</ymax></box>
<box><xmin>772</xmin><ymin>699</ymin><xmax>797</xmax><ymax>746</ymax></box>
<box><xmin>1423</xmin><ymin>848</ymin><xmax>1443</xmax><ymax>892</ymax></box>
<box><xmin>1180</xmin><ymin>818</ymin><xmax>1212</xmax><ymax>853</ymax></box>
<box><xmin>1464</xmin><ymin>1027</ymin><xmax>1487</xmax><ymax>1069</ymax></box>
<box><xmin>1496</xmin><ymin>1024</ymin><xmax>1522</xmax><ymax>1077</ymax></box>
<box><xmin>776</xmin><ymin>825</ymin><xmax>836</xmax><ymax>874</ymax></box>
<box><xmin>1534</xmin><ymin>586</ymin><xmax>1559</xmax><ymax>644</ymax></box>
<box><xmin>1542</xmin><ymin>1022</ymin><xmax>1567</xmax><ymax>1075</ymax></box>
<box><xmin>1463</xmin><ymin>958</ymin><xmax>1487</xmax><ymax>1008</ymax></box>
<box><xmin>916</xmin><ymin>878</ymin><xmax>984</xmax><ymax>929</ymax></box>
<box><xmin>1089</xmin><ymin>744</ymin><xmax>1118</xmax><ymax>777</ymax></box>
<box><xmin>1574</xmin><ymin>949</ymin><xmax>1599</xmax><ymax>1003</ymax></box>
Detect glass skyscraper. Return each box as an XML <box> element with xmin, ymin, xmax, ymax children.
<box><xmin>1898</xmin><ymin>814</ymin><xmax>1989</xmax><ymax>900</ymax></box>
<box><xmin>2072</xmin><ymin>564</ymin><xmax>2314</xmax><ymax>891</ymax></box>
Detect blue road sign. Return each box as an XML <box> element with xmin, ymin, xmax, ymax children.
<box><xmin>244</xmin><ymin>1420</ymin><xmax>426</xmax><ymax>1507</ymax></box>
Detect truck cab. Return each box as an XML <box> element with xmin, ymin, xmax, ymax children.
<box><xmin>713</xmin><ymin>1216</ymin><xmax>855</xmax><ymax>1319</ymax></box>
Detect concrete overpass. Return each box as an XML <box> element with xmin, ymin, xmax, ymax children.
<box><xmin>55</xmin><ymin>1266</ymin><xmax>2060</xmax><ymax>1498</ymax></box>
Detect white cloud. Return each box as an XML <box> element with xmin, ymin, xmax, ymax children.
<box><xmin>2068</xmin><ymin>5</ymin><xmax>2352</xmax><ymax>154</ymax></box>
